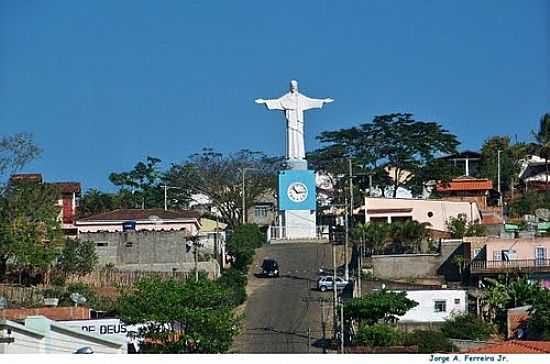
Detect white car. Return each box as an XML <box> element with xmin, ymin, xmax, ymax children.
<box><xmin>317</xmin><ymin>276</ymin><xmax>349</xmax><ymax>292</ymax></box>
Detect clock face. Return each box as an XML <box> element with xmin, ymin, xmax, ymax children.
<box><xmin>287</xmin><ymin>182</ymin><xmax>308</xmax><ymax>203</ymax></box>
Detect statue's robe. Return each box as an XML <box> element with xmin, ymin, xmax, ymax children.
<box><xmin>264</xmin><ymin>92</ymin><xmax>325</xmax><ymax>160</ymax></box>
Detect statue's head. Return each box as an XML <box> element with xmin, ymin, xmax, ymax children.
<box><xmin>290</xmin><ymin>80</ymin><xmax>298</xmax><ymax>93</ymax></box>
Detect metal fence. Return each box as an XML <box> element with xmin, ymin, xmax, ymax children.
<box><xmin>470</xmin><ymin>259</ymin><xmax>550</xmax><ymax>273</ymax></box>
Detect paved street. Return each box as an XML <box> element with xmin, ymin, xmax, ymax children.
<box><xmin>232</xmin><ymin>242</ymin><xmax>346</xmax><ymax>353</ymax></box>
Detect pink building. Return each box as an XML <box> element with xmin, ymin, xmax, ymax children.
<box><xmin>75</xmin><ymin>208</ymin><xmax>201</xmax><ymax>235</ymax></box>
<box><xmin>467</xmin><ymin>237</ymin><xmax>550</xmax><ymax>288</ymax></box>
<box><xmin>361</xmin><ymin>197</ymin><xmax>482</xmax><ymax>233</ymax></box>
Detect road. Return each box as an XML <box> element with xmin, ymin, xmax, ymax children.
<box><xmin>232</xmin><ymin>242</ymin><xmax>346</xmax><ymax>353</ymax></box>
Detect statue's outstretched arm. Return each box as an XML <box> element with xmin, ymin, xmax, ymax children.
<box><xmin>255</xmin><ymin>97</ymin><xmax>284</xmax><ymax>110</ymax></box>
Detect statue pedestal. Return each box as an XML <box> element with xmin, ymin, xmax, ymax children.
<box><xmin>277</xmin><ymin>162</ymin><xmax>317</xmax><ymax>240</ymax></box>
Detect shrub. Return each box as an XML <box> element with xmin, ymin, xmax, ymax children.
<box><xmin>403</xmin><ymin>330</ymin><xmax>455</xmax><ymax>353</ymax></box>
<box><xmin>345</xmin><ymin>290</ymin><xmax>418</xmax><ymax>325</ymax></box>
<box><xmin>441</xmin><ymin>313</ymin><xmax>494</xmax><ymax>340</ymax></box>
<box><xmin>355</xmin><ymin>324</ymin><xmax>402</xmax><ymax>347</ymax></box>
<box><xmin>226</xmin><ymin>224</ymin><xmax>265</xmax><ymax>272</ymax></box>
<box><xmin>218</xmin><ymin>268</ymin><xmax>247</xmax><ymax>306</ymax></box>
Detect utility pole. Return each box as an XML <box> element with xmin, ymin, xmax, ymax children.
<box><xmin>307</xmin><ymin>328</ymin><xmax>311</xmax><ymax>353</ymax></box>
<box><xmin>357</xmin><ymin>244</ymin><xmax>362</xmax><ymax>297</ymax></box>
<box><xmin>340</xmin><ymin>297</ymin><xmax>344</xmax><ymax>354</ymax></box>
<box><xmin>497</xmin><ymin>149</ymin><xmax>502</xmax><ymax>206</ymax></box>
<box><xmin>332</xmin><ymin>243</ymin><xmax>338</xmax><ymax>344</ymax></box>
<box><xmin>348</xmin><ymin>158</ymin><xmax>354</xmax><ymax>227</ymax></box>
<box><xmin>344</xmin><ymin>194</ymin><xmax>349</xmax><ymax>281</ymax></box>
<box><xmin>242</xmin><ymin>170</ymin><xmax>246</xmax><ymax>224</ymax></box>
<box><xmin>320</xmin><ymin>298</ymin><xmax>326</xmax><ymax>354</ymax></box>
<box><xmin>240</xmin><ymin>167</ymin><xmax>258</xmax><ymax>225</ymax></box>
<box><xmin>194</xmin><ymin>242</ymin><xmax>199</xmax><ymax>282</ymax></box>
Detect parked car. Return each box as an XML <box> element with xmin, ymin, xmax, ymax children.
<box><xmin>317</xmin><ymin>275</ymin><xmax>349</xmax><ymax>292</ymax></box>
<box><xmin>260</xmin><ymin>258</ymin><xmax>280</xmax><ymax>278</ymax></box>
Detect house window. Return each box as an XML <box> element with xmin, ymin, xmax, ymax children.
<box><xmin>454</xmin><ymin>298</ymin><xmax>461</xmax><ymax>304</ymax></box>
<box><xmin>255</xmin><ymin>205</ymin><xmax>269</xmax><ymax>218</ymax></box>
<box><xmin>125</xmin><ymin>241</ymin><xmax>134</xmax><ymax>248</ymax></box>
<box><xmin>96</xmin><ymin>242</ymin><xmax>108</xmax><ymax>247</ymax></box>
<box><xmin>493</xmin><ymin>251</ymin><xmax>501</xmax><ymax>261</ymax></box>
<box><xmin>473</xmin><ymin>248</ymin><xmax>481</xmax><ymax>258</ymax></box>
<box><xmin>434</xmin><ymin>300</ymin><xmax>447</xmax><ymax>312</ymax></box>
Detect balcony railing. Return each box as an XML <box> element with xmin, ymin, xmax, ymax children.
<box><xmin>470</xmin><ymin>259</ymin><xmax>550</xmax><ymax>274</ymax></box>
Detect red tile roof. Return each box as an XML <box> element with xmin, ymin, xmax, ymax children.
<box><xmin>78</xmin><ymin>208</ymin><xmax>200</xmax><ymax>222</ymax></box>
<box><xmin>9</xmin><ymin>173</ymin><xmax>43</xmax><ymax>183</ymax></box>
<box><xmin>50</xmin><ymin>182</ymin><xmax>81</xmax><ymax>194</ymax></box>
<box><xmin>465</xmin><ymin>340</ymin><xmax>550</xmax><ymax>354</ymax></box>
<box><xmin>437</xmin><ymin>177</ymin><xmax>493</xmax><ymax>192</ymax></box>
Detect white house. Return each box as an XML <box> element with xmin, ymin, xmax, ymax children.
<box><xmin>0</xmin><ymin>316</ymin><xmax>126</xmax><ymax>354</ymax></box>
<box><xmin>76</xmin><ymin>208</ymin><xmax>201</xmax><ymax>235</ymax></box>
<box><xmin>360</xmin><ymin>197</ymin><xmax>482</xmax><ymax>232</ymax></box>
<box><xmin>398</xmin><ymin>289</ymin><xmax>467</xmax><ymax>323</ymax></box>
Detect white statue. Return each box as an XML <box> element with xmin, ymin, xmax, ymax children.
<box><xmin>256</xmin><ymin>80</ymin><xmax>333</xmax><ymax>160</ymax></box>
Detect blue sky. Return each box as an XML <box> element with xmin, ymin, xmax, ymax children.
<box><xmin>1</xmin><ymin>1</ymin><xmax>548</xmax><ymax>191</ymax></box>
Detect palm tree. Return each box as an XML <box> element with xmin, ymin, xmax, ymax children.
<box><xmin>533</xmin><ymin>113</ymin><xmax>550</xmax><ymax>187</ymax></box>
<box><xmin>482</xmin><ymin>281</ymin><xmax>510</xmax><ymax>322</ymax></box>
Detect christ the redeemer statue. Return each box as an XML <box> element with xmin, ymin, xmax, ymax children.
<box><xmin>255</xmin><ymin>80</ymin><xmax>333</xmax><ymax>160</ymax></box>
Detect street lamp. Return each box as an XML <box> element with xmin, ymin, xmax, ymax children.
<box><xmin>160</xmin><ymin>185</ymin><xmax>182</xmax><ymax>211</ymax></box>
<box><xmin>239</xmin><ymin>167</ymin><xmax>258</xmax><ymax>225</ymax></box>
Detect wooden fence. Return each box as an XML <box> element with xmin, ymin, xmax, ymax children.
<box><xmin>65</xmin><ymin>270</ymin><xmax>207</xmax><ymax>288</ymax></box>
<box><xmin>0</xmin><ymin>284</ymin><xmax>46</xmax><ymax>307</ymax></box>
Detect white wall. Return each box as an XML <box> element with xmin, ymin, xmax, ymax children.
<box><xmin>0</xmin><ymin>317</ymin><xmax>126</xmax><ymax>354</ymax></box>
<box><xmin>364</xmin><ymin>197</ymin><xmax>481</xmax><ymax>231</ymax></box>
<box><xmin>398</xmin><ymin>290</ymin><xmax>467</xmax><ymax>322</ymax></box>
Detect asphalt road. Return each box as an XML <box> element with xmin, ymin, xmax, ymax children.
<box><xmin>232</xmin><ymin>242</ymin><xmax>346</xmax><ymax>353</ymax></box>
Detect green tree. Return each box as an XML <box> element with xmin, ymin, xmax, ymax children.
<box><xmin>226</xmin><ymin>224</ymin><xmax>265</xmax><ymax>271</ymax></box>
<box><xmin>478</xmin><ymin>136</ymin><xmax>528</xmax><ymax>195</ymax></box>
<box><xmin>355</xmin><ymin>323</ymin><xmax>401</xmax><ymax>347</ymax></box>
<box><xmin>403</xmin><ymin>330</ymin><xmax>455</xmax><ymax>353</ymax></box>
<box><xmin>446</xmin><ymin>215</ymin><xmax>486</xmax><ymax>239</ymax></box>
<box><xmin>441</xmin><ymin>313</ymin><xmax>494</xmax><ymax>340</ymax></box>
<box><xmin>528</xmin><ymin>289</ymin><xmax>550</xmax><ymax>340</ymax></box>
<box><xmin>482</xmin><ymin>279</ymin><xmax>510</xmax><ymax>322</ymax></box>
<box><xmin>109</xmin><ymin>156</ymin><xmax>189</xmax><ymax>210</ymax></box>
<box><xmin>532</xmin><ymin>113</ymin><xmax>550</xmax><ymax>185</ymax></box>
<box><xmin>344</xmin><ymin>290</ymin><xmax>418</xmax><ymax>325</ymax></box>
<box><xmin>391</xmin><ymin>220</ymin><xmax>431</xmax><ymax>253</ymax></box>
<box><xmin>117</xmin><ymin>276</ymin><xmax>240</xmax><ymax>353</ymax></box>
<box><xmin>166</xmin><ymin>149</ymin><xmax>281</xmax><ymax>228</ymax></box>
<box><xmin>0</xmin><ymin>180</ymin><xmax>62</xmax><ymax>280</ymax></box>
<box><xmin>312</xmin><ymin>113</ymin><xmax>459</xmax><ymax>197</ymax></box>
<box><xmin>0</xmin><ymin>133</ymin><xmax>41</xmax><ymax>179</ymax></box>
<box><xmin>57</xmin><ymin>238</ymin><xmax>98</xmax><ymax>277</ymax></box>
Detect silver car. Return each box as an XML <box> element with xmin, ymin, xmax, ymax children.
<box><xmin>317</xmin><ymin>276</ymin><xmax>349</xmax><ymax>292</ymax></box>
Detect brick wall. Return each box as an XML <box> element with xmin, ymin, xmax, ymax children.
<box><xmin>0</xmin><ymin>306</ymin><xmax>90</xmax><ymax>321</ymax></box>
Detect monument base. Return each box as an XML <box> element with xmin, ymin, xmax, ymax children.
<box><xmin>282</xmin><ymin>210</ymin><xmax>317</xmax><ymax>239</ymax></box>
<box><xmin>286</xmin><ymin>159</ymin><xmax>308</xmax><ymax>171</ymax></box>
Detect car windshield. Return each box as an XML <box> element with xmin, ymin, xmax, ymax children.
<box><xmin>262</xmin><ymin>260</ymin><xmax>277</xmax><ymax>269</ymax></box>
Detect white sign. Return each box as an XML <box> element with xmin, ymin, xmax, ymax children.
<box><xmin>58</xmin><ymin>319</ymin><xmax>140</xmax><ymax>344</ymax></box>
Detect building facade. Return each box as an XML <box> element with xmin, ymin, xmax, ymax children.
<box><xmin>398</xmin><ymin>289</ymin><xmax>467</xmax><ymax>323</ymax></box>
<box><xmin>362</xmin><ymin>197</ymin><xmax>482</xmax><ymax>232</ymax></box>
<box><xmin>0</xmin><ymin>316</ymin><xmax>126</xmax><ymax>354</ymax></box>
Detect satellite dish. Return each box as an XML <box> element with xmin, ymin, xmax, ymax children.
<box><xmin>74</xmin><ymin>346</ymin><xmax>94</xmax><ymax>354</ymax></box>
<box><xmin>70</xmin><ymin>293</ymin><xmax>87</xmax><ymax>305</ymax></box>
<box><xmin>535</xmin><ymin>209</ymin><xmax>550</xmax><ymax>221</ymax></box>
<box><xmin>517</xmin><ymin>328</ymin><xmax>525</xmax><ymax>339</ymax></box>
<box><xmin>0</xmin><ymin>296</ymin><xmax>7</xmax><ymax>309</ymax></box>
<box><xmin>148</xmin><ymin>215</ymin><xmax>162</xmax><ymax>224</ymax></box>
